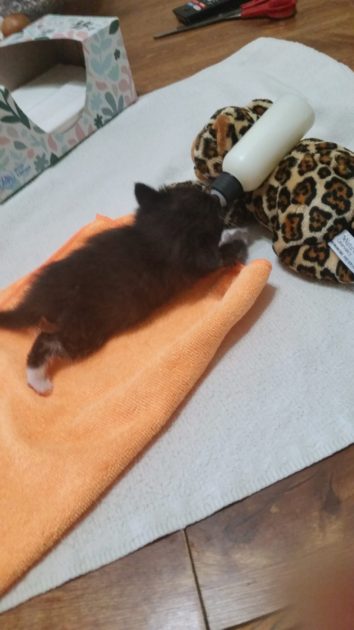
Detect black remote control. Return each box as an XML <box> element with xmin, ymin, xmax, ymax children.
<box><xmin>173</xmin><ymin>0</ymin><xmax>244</xmax><ymax>24</ymax></box>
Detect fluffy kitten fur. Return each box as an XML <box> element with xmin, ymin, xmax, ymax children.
<box><xmin>0</xmin><ymin>183</ymin><xmax>246</xmax><ymax>395</ymax></box>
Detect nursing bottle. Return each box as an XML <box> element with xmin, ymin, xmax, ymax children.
<box><xmin>210</xmin><ymin>94</ymin><xmax>315</xmax><ymax>206</ymax></box>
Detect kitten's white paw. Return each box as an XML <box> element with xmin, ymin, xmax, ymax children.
<box><xmin>27</xmin><ymin>366</ymin><xmax>53</xmax><ymax>396</ymax></box>
<box><xmin>219</xmin><ymin>227</ymin><xmax>249</xmax><ymax>246</ymax></box>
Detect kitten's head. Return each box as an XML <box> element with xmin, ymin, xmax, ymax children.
<box><xmin>134</xmin><ymin>182</ymin><xmax>225</xmax><ymax>272</ymax></box>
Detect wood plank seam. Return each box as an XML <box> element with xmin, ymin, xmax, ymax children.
<box><xmin>184</xmin><ymin>529</ymin><xmax>211</xmax><ymax>630</ymax></box>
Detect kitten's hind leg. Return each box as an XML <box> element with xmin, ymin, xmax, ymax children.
<box><xmin>27</xmin><ymin>333</ymin><xmax>66</xmax><ymax>395</ymax></box>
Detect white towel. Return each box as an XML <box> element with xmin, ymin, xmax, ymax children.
<box><xmin>1</xmin><ymin>37</ymin><xmax>354</xmax><ymax>613</ymax></box>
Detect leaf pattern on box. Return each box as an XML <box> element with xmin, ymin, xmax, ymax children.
<box><xmin>0</xmin><ymin>89</ymin><xmax>31</xmax><ymax>129</ymax></box>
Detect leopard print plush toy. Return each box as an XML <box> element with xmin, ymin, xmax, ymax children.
<box><xmin>191</xmin><ymin>99</ymin><xmax>354</xmax><ymax>283</ymax></box>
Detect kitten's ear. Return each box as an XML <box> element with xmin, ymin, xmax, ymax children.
<box><xmin>135</xmin><ymin>183</ymin><xmax>160</xmax><ymax>208</ymax></box>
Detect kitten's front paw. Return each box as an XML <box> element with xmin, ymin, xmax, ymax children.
<box><xmin>27</xmin><ymin>366</ymin><xmax>53</xmax><ymax>396</ymax></box>
<box><xmin>219</xmin><ymin>227</ymin><xmax>249</xmax><ymax>247</ymax></box>
<box><xmin>219</xmin><ymin>240</ymin><xmax>247</xmax><ymax>266</ymax></box>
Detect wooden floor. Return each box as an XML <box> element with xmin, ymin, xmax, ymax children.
<box><xmin>3</xmin><ymin>444</ymin><xmax>354</xmax><ymax>629</ymax></box>
<box><xmin>2</xmin><ymin>0</ymin><xmax>354</xmax><ymax>627</ymax></box>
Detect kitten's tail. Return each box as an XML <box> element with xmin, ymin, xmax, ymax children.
<box><xmin>0</xmin><ymin>307</ymin><xmax>37</xmax><ymax>330</ymax></box>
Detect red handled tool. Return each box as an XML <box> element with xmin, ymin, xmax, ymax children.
<box><xmin>154</xmin><ymin>0</ymin><xmax>296</xmax><ymax>39</ymax></box>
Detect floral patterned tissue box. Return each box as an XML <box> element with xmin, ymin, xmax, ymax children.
<box><xmin>0</xmin><ymin>14</ymin><xmax>137</xmax><ymax>202</ymax></box>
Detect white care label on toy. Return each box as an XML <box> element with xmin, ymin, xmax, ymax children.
<box><xmin>329</xmin><ymin>230</ymin><xmax>354</xmax><ymax>273</ymax></box>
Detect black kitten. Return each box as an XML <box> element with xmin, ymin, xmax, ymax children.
<box><xmin>0</xmin><ymin>183</ymin><xmax>246</xmax><ymax>395</ymax></box>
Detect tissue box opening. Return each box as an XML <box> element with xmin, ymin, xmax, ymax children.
<box><xmin>0</xmin><ymin>39</ymin><xmax>86</xmax><ymax>133</ymax></box>
<box><xmin>13</xmin><ymin>64</ymin><xmax>87</xmax><ymax>134</ymax></box>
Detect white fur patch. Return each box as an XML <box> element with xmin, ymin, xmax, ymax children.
<box><xmin>27</xmin><ymin>366</ymin><xmax>53</xmax><ymax>396</ymax></box>
<box><xmin>219</xmin><ymin>227</ymin><xmax>249</xmax><ymax>246</ymax></box>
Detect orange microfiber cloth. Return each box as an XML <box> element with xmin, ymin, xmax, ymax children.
<box><xmin>0</xmin><ymin>214</ymin><xmax>271</xmax><ymax>594</ymax></box>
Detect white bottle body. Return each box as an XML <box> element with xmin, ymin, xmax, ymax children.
<box><xmin>222</xmin><ymin>94</ymin><xmax>315</xmax><ymax>192</ymax></box>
